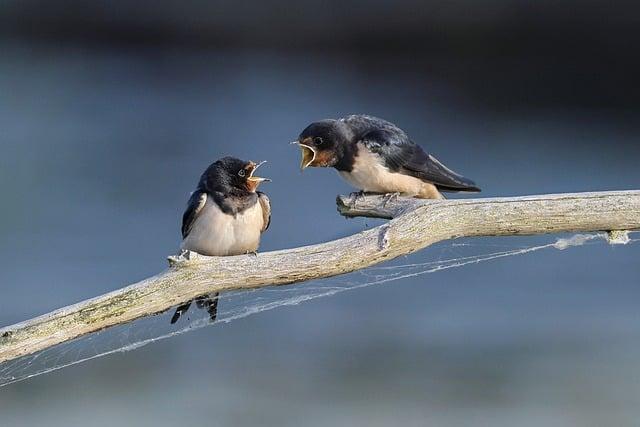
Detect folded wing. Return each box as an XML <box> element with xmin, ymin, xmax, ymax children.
<box><xmin>181</xmin><ymin>190</ymin><xmax>207</xmax><ymax>239</ymax></box>
<box><xmin>257</xmin><ymin>192</ymin><xmax>271</xmax><ymax>232</ymax></box>
<box><xmin>360</xmin><ymin>128</ymin><xmax>480</xmax><ymax>192</ymax></box>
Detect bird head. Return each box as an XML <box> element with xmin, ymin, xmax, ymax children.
<box><xmin>214</xmin><ymin>157</ymin><xmax>271</xmax><ymax>193</ymax></box>
<box><xmin>292</xmin><ymin>119</ymin><xmax>350</xmax><ymax>170</ymax></box>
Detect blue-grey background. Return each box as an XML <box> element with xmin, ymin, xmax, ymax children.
<box><xmin>1</xmin><ymin>1</ymin><xmax>639</xmax><ymax>426</ymax></box>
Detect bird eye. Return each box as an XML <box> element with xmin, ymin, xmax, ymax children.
<box><xmin>238</xmin><ymin>169</ymin><xmax>246</xmax><ymax>177</ymax></box>
<box><xmin>314</xmin><ymin>137</ymin><xmax>324</xmax><ymax>145</ymax></box>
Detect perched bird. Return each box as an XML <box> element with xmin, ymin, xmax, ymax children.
<box><xmin>170</xmin><ymin>157</ymin><xmax>271</xmax><ymax>324</ymax></box>
<box><xmin>293</xmin><ymin>114</ymin><xmax>480</xmax><ymax>199</ymax></box>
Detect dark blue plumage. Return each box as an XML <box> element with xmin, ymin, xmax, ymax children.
<box><xmin>296</xmin><ymin>114</ymin><xmax>480</xmax><ymax>197</ymax></box>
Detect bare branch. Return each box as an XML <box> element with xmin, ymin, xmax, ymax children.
<box><xmin>1</xmin><ymin>190</ymin><xmax>639</xmax><ymax>363</ymax></box>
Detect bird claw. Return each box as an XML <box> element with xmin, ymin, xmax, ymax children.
<box><xmin>382</xmin><ymin>192</ymin><xmax>401</xmax><ymax>207</ymax></box>
<box><xmin>246</xmin><ymin>250</ymin><xmax>258</xmax><ymax>257</ymax></box>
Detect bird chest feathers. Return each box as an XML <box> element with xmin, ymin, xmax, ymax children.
<box><xmin>181</xmin><ymin>198</ymin><xmax>264</xmax><ymax>256</ymax></box>
<box><xmin>338</xmin><ymin>143</ymin><xmax>443</xmax><ymax>199</ymax></box>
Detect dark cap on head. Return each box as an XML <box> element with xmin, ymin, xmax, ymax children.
<box><xmin>200</xmin><ymin>156</ymin><xmax>270</xmax><ymax>194</ymax></box>
<box><xmin>295</xmin><ymin>119</ymin><xmax>353</xmax><ymax>170</ymax></box>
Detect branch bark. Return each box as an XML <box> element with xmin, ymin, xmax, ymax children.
<box><xmin>1</xmin><ymin>190</ymin><xmax>639</xmax><ymax>363</ymax></box>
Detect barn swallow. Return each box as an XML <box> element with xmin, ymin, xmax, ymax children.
<box><xmin>170</xmin><ymin>157</ymin><xmax>271</xmax><ymax>324</ymax></box>
<box><xmin>293</xmin><ymin>114</ymin><xmax>480</xmax><ymax>199</ymax></box>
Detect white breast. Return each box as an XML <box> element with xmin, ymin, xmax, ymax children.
<box><xmin>181</xmin><ymin>198</ymin><xmax>264</xmax><ymax>256</ymax></box>
<box><xmin>338</xmin><ymin>143</ymin><xmax>443</xmax><ymax>199</ymax></box>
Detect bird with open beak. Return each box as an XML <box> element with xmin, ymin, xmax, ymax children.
<box><xmin>171</xmin><ymin>156</ymin><xmax>271</xmax><ymax>324</ymax></box>
<box><xmin>293</xmin><ymin>114</ymin><xmax>480</xmax><ymax>199</ymax></box>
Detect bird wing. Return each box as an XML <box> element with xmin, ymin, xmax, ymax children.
<box><xmin>181</xmin><ymin>190</ymin><xmax>207</xmax><ymax>238</ymax></box>
<box><xmin>342</xmin><ymin>114</ymin><xmax>406</xmax><ymax>137</ymax></box>
<box><xmin>360</xmin><ymin>128</ymin><xmax>480</xmax><ymax>192</ymax></box>
<box><xmin>257</xmin><ymin>191</ymin><xmax>271</xmax><ymax>232</ymax></box>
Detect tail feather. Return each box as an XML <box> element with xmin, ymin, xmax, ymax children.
<box><xmin>170</xmin><ymin>293</ymin><xmax>219</xmax><ymax>324</ymax></box>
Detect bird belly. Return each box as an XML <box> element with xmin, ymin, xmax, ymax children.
<box><xmin>181</xmin><ymin>199</ymin><xmax>263</xmax><ymax>256</ymax></box>
<box><xmin>338</xmin><ymin>145</ymin><xmax>443</xmax><ymax>199</ymax></box>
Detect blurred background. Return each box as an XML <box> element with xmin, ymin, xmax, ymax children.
<box><xmin>1</xmin><ymin>1</ymin><xmax>639</xmax><ymax>425</ymax></box>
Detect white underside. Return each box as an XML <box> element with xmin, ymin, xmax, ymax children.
<box><xmin>338</xmin><ymin>143</ymin><xmax>443</xmax><ymax>199</ymax></box>
<box><xmin>181</xmin><ymin>198</ymin><xmax>264</xmax><ymax>256</ymax></box>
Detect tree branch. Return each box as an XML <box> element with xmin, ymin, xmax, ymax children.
<box><xmin>1</xmin><ymin>190</ymin><xmax>639</xmax><ymax>363</ymax></box>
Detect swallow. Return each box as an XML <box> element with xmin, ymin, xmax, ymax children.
<box><xmin>170</xmin><ymin>156</ymin><xmax>271</xmax><ymax>324</ymax></box>
<box><xmin>293</xmin><ymin>114</ymin><xmax>480</xmax><ymax>199</ymax></box>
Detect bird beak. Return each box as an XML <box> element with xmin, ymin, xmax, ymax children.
<box><xmin>291</xmin><ymin>141</ymin><xmax>316</xmax><ymax>171</ymax></box>
<box><xmin>247</xmin><ymin>160</ymin><xmax>271</xmax><ymax>183</ymax></box>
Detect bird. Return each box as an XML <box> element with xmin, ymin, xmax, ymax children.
<box><xmin>293</xmin><ymin>114</ymin><xmax>480</xmax><ymax>199</ymax></box>
<box><xmin>170</xmin><ymin>156</ymin><xmax>271</xmax><ymax>324</ymax></box>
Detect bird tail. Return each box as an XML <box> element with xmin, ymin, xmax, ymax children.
<box><xmin>420</xmin><ymin>154</ymin><xmax>481</xmax><ymax>193</ymax></box>
<box><xmin>170</xmin><ymin>292</ymin><xmax>219</xmax><ymax>324</ymax></box>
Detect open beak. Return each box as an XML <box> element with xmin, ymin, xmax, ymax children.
<box><xmin>247</xmin><ymin>160</ymin><xmax>271</xmax><ymax>183</ymax></box>
<box><xmin>291</xmin><ymin>141</ymin><xmax>316</xmax><ymax>171</ymax></box>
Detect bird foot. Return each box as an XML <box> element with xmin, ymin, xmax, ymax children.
<box><xmin>382</xmin><ymin>192</ymin><xmax>401</xmax><ymax>207</ymax></box>
<box><xmin>246</xmin><ymin>250</ymin><xmax>258</xmax><ymax>257</ymax></box>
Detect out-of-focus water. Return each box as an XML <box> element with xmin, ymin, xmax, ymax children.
<box><xmin>1</xmin><ymin>43</ymin><xmax>639</xmax><ymax>426</ymax></box>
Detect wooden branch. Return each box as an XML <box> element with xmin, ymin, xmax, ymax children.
<box><xmin>1</xmin><ymin>190</ymin><xmax>639</xmax><ymax>363</ymax></box>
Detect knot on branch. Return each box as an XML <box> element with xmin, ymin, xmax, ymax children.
<box><xmin>168</xmin><ymin>250</ymin><xmax>202</xmax><ymax>267</ymax></box>
<box><xmin>607</xmin><ymin>230</ymin><xmax>631</xmax><ymax>245</ymax></box>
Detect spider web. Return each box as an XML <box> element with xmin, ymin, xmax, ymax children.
<box><xmin>0</xmin><ymin>232</ymin><xmax>635</xmax><ymax>388</ymax></box>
